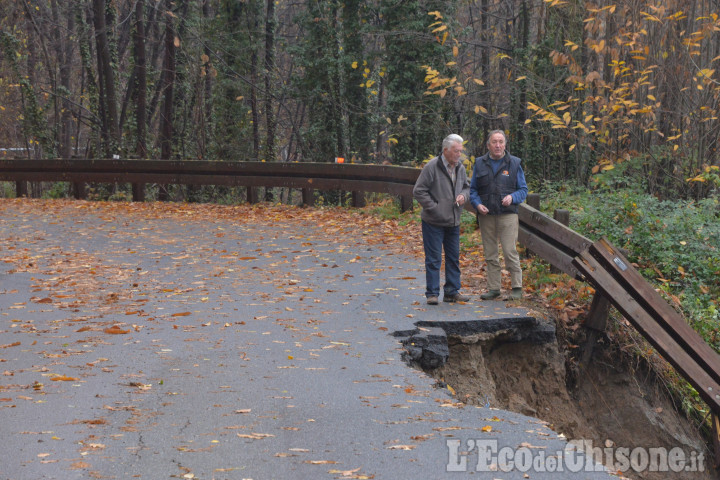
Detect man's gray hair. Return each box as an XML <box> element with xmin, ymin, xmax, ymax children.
<box><xmin>442</xmin><ymin>134</ymin><xmax>464</xmax><ymax>151</ymax></box>
<box><xmin>486</xmin><ymin>129</ymin><xmax>507</xmax><ymax>145</ymax></box>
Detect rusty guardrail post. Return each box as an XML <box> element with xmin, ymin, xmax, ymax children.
<box><xmin>72</xmin><ymin>182</ymin><xmax>85</xmax><ymax>200</ymax></box>
<box><xmin>351</xmin><ymin>191</ymin><xmax>366</xmax><ymax>208</ymax></box>
<box><xmin>132</xmin><ymin>183</ymin><xmax>145</xmax><ymax>202</ymax></box>
<box><xmin>301</xmin><ymin>188</ymin><xmax>314</xmax><ymax>207</ymax></box>
<box><xmin>15</xmin><ymin>181</ymin><xmax>27</xmax><ymax>197</ymax></box>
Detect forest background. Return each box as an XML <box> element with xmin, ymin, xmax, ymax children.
<box><xmin>0</xmin><ymin>0</ymin><xmax>719</xmax><ymax>421</ymax></box>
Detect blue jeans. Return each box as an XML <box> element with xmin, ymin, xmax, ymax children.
<box><xmin>421</xmin><ymin>220</ymin><xmax>461</xmax><ymax>298</ymax></box>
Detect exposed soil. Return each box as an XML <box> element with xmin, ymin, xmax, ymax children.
<box><xmin>427</xmin><ymin>329</ymin><xmax>718</xmax><ymax>479</ymax></box>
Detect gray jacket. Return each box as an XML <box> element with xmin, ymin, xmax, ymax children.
<box><xmin>413</xmin><ymin>155</ymin><xmax>470</xmax><ymax>227</ymax></box>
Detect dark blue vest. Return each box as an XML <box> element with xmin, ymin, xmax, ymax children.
<box><xmin>474</xmin><ymin>153</ymin><xmax>521</xmax><ymax>215</ymax></box>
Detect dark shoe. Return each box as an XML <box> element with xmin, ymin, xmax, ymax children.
<box><xmin>443</xmin><ymin>293</ymin><xmax>470</xmax><ymax>303</ymax></box>
<box><xmin>480</xmin><ymin>290</ymin><xmax>501</xmax><ymax>300</ymax></box>
<box><xmin>427</xmin><ymin>296</ymin><xmax>439</xmax><ymax>305</ymax></box>
<box><xmin>510</xmin><ymin>287</ymin><xmax>523</xmax><ymax>299</ymax></box>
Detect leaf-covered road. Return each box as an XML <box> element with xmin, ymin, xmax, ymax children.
<box><xmin>0</xmin><ymin>199</ymin><xmax>613</xmax><ymax>479</ymax></box>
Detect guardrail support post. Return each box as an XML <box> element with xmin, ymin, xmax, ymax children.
<box><xmin>400</xmin><ymin>195</ymin><xmax>412</xmax><ymax>213</ymax></box>
<box><xmin>72</xmin><ymin>182</ymin><xmax>85</xmax><ymax>200</ymax></box>
<box><xmin>584</xmin><ymin>293</ymin><xmax>611</xmax><ymax>332</ymax></box>
<box><xmin>132</xmin><ymin>183</ymin><xmax>145</xmax><ymax>202</ymax></box>
<box><xmin>15</xmin><ymin>181</ymin><xmax>28</xmax><ymax>197</ymax></box>
<box><xmin>526</xmin><ymin>193</ymin><xmax>540</xmax><ymax>210</ymax></box>
<box><xmin>580</xmin><ymin>293</ymin><xmax>611</xmax><ymax>368</ymax></box>
<box><xmin>247</xmin><ymin>186</ymin><xmax>259</xmax><ymax>204</ymax></box>
<box><xmin>351</xmin><ymin>191</ymin><xmax>365</xmax><ymax>208</ymax></box>
<box><xmin>301</xmin><ymin>188</ymin><xmax>314</xmax><ymax>207</ymax></box>
<box><xmin>553</xmin><ymin>208</ymin><xmax>570</xmax><ymax>226</ymax></box>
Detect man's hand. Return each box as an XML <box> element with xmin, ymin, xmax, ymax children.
<box><xmin>455</xmin><ymin>195</ymin><xmax>466</xmax><ymax>206</ymax></box>
<box><xmin>476</xmin><ymin>204</ymin><xmax>489</xmax><ymax>215</ymax></box>
<box><xmin>502</xmin><ymin>195</ymin><xmax>513</xmax><ymax>207</ymax></box>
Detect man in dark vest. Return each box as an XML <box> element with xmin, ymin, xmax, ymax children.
<box><xmin>413</xmin><ymin>134</ymin><xmax>471</xmax><ymax>305</ymax></box>
<box><xmin>470</xmin><ymin>130</ymin><xmax>528</xmax><ymax>300</ymax></box>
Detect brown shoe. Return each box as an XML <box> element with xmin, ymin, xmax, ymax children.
<box><xmin>443</xmin><ymin>293</ymin><xmax>470</xmax><ymax>303</ymax></box>
<box><xmin>427</xmin><ymin>296</ymin><xmax>439</xmax><ymax>305</ymax></box>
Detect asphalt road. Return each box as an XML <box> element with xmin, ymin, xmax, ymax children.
<box><xmin>0</xmin><ymin>199</ymin><xmax>616</xmax><ymax>480</ymax></box>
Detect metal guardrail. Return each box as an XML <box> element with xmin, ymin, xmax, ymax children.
<box><xmin>3</xmin><ymin>158</ymin><xmax>720</xmax><ymax>442</ymax></box>
<box><xmin>0</xmin><ymin>159</ymin><xmax>419</xmax><ymax>208</ymax></box>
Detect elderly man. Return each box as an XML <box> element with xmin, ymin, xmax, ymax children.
<box><xmin>413</xmin><ymin>134</ymin><xmax>471</xmax><ymax>305</ymax></box>
<box><xmin>470</xmin><ymin>130</ymin><xmax>528</xmax><ymax>300</ymax></box>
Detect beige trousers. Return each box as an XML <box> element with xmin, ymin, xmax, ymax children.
<box><xmin>478</xmin><ymin>213</ymin><xmax>522</xmax><ymax>291</ymax></box>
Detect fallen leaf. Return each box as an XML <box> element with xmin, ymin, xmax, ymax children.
<box><xmin>329</xmin><ymin>467</ymin><xmax>361</xmax><ymax>476</ymax></box>
<box><xmin>237</xmin><ymin>433</ymin><xmax>274</xmax><ymax>439</ymax></box>
<box><xmin>51</xmin><ymin>375</ymin><xmax>78</xmax><ymax>382</ymax></box>
<box><xmin>519</xmin><ymin>442</ymin><xmax>545</xmax><ymax>449</ymax></box>
<box><xmin>104</xmin><ymin>326</ymin><xmax>129</xmax><ymax>334</ymax></box>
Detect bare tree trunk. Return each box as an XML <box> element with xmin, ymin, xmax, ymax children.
<box><xmin>480</xmin><ymin>0</ymin><xmax>490</xmax><ymax>137</ymax></box>
<box><xmin>157</xmin><ymin>0</ymin><xmax>176</xmax><ymax>201</ymax></box>
<box><xmin>92</xmin><ymin>0</ymin><xmax>120</xmax><ymax>156</ymax></box>
<box><xmin>22</xmin><ymin>7</ymin><xmax>40</xmax><ymax>161</ymax></box>
<box><xmin>516</xmin><ymin>0</ymin><xmax>529</xmax><ymax>148</ymax></box>
<box><xmin>159</xmin><ymin>1</ymin><xmax>175</xmax><ymax>161</ymax></box>
<box><xmin>60</xmin><ymin>5</ymin><xmax>75</xmax><ymax>158</ymax></box>
<box><xmin>49</xmin><ymin>0</ymin><xmax>65</xmax><ymax>157</ymax></box>
<box><xmin>250</xmin><ymin>27</ymin><xmax>260</xmax><ymax>161</ymax></box>
<box><xmin>375</xmin><ymin>71</ymin><xmax>389</xmax><ymax>164</ymax></box>
<box><xmin>134</xmin><ymin>0</ymin><xmax>148</xmax><ymax>158</ymax></box>
<box><xmin>264</xmin><ymin>0</ymin><xmax>277</xmax><ymax>201</ymax></box>
<box><xmin>200</xmin><ymin>0</ymin><xmax>213</xmax><ymax>159</ymax></box>
<box><xmin>333</xmin><ymin>5</ymin><xmax>350</xmax><ymax>162</ymax></box>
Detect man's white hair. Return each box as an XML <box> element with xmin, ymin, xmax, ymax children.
<box><xmin>442</xmin><ymin>134</ymin><xmax>463</xmax><ymax>151</ymax></box>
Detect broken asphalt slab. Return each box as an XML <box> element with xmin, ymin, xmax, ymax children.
<box><xmin>0</xmin><ymin>199</ymin><xmax>616</xmax><ymax>479</ymax></box>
